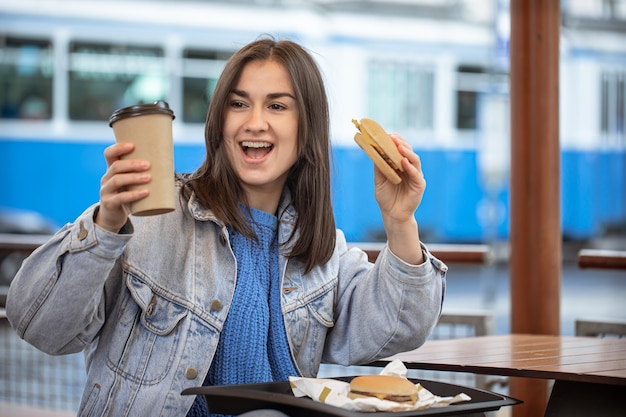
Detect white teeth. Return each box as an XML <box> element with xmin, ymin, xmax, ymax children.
<box><xmin>242</xmin><ymin>141</ymin><xmax>272</xmax><ymax>148</ymax></box>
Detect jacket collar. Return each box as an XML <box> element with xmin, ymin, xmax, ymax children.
<box><xmin>185</xmin><ymin>186</ymin><xmax>297</xmax><ymax>229</ymax></box>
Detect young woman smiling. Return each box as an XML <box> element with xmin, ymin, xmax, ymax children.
<box><xmin>6</xmin><ymin>38</ymin><xmax>446</xmax><ymax>417</ymax></box>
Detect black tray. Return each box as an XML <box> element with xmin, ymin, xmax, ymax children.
<box><xmin>181</xmin><ymin>376</ymin><xmax>521</xmax><ymax>416</ymax></box>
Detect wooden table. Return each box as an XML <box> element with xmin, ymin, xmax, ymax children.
<box><xmin>370</xmin><ymin>334</ymin><xmax>626</xmax><ymax>417</ymax></box>
<box><xmin>578</xmin><ymin>248</ymin><xmax>626</xmax><ymax>270</ymax></box>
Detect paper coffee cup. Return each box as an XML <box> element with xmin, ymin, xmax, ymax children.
<box><xmin>109</xmin><ymin>101</ymin><xmax>176</xmax><ymax>216</ymax></box>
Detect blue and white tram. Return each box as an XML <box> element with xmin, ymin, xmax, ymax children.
<box><xmin>1</xmin><ymin>0</ymin><xmax>624</xmax><ymax>243</ymax></box>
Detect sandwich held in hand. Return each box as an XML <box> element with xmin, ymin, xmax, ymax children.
<box><xmin>352</xmin><ymin>118</ymin><xmax>404</xmax><ymax>184</ymax></box>
<box><xmin>347</xmin><ymin>375</ymin><xmax>419</xmax><ymax>405</ymax></box>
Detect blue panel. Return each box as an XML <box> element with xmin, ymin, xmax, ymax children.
<box><xmin>0</xmin><ymin>140</ymin><xmax>106</xmax><ymax>228</ymax></box>
<box><xmin>172</xmin><ymin>143</ymin><xmax>207</xmax><ymax>174</ymax></box>
<box><xmin>599</xmin><ymin>150</ymin><xmax>626</xmax><ymax>225</ymax></box>
<box><xmin>331</xmin><ymin>147</ymin><xmax>382</xmax><ymax>241</ymax></box>
<box><xmin>561</xmin><ymin>151</ymin><xmax>595</xmax><ymax>239</ymax></box>
<box><xmin>0</xmin><ymin>140</ymin><xmax>207</xmax><ymax>228</ymax></box>
<box><xmin>2</xmin><ymin>140</ymin><xmax>623</xmax><ymax>242</ymax></box>
<box><xmin>330</xmin><ymin>147</ymin><xmax>491</xmax><ymax>242</ymax></box>
<box><xmin>440</xmin><ymin>151</ymin><xmax>484</xmax><ymax>242</ymax></box>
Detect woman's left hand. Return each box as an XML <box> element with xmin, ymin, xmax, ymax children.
<box><xmin>374</xmin><ymin>134</ymin><xmax>426</xmax><ymax>222</ymax></box>
<box><xmin>375</xmin><ymin>134</ymin><xmax>426</xmax><ymax>265</ymax></box>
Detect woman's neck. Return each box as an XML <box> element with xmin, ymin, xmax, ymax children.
<box><xmin>242</xmin><ymin>187</ymin><xmax>282</xmax><ymax>215</ymax></box>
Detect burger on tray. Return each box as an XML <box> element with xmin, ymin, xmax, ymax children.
<box><xmin>347</xmin><ymin>375</ymin><xmax>419</xmax><ymax>405</ymax></box>
<box><xmin>289</xmin><ymin>359</ymin><xmax>471</xmax><ymax>412</ymax></box>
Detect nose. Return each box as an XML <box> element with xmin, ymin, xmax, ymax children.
<box><xmin>245</xmin><ymin>106</ymin><xmax>268</xmax><ymax>132</ymax></box>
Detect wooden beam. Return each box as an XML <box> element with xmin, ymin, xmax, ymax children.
<box><xmin>578</xmin><ymin>249</ymin><xmax>626</xmax><ymax>270</ymax></box>
<box><xmin>509</xmin><ymin>0</ymin><xmax>561</xmax><ymax>415</ymax></box>
<box><xmin>348</xmin><ymin>242</ymin><xmax>494</xmax><ymax>264</ymax></box>
<box><xmin>0</xmin><ymin>233</ymin><xmax>51</xmax><ymax>252</ymax></box>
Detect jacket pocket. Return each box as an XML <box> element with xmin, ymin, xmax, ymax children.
<box><xmin>105</xmin><ymin>273</ymin><xmax>188</xmax><ymax>385</ymax></box>
<box><xmin>78</xmin><ymin>382</ymin><xmax>101</xmax><ymax>417</ymax></box>
<box><xmin>285</xmin><ymin>283</ymin><xmax>335</xmax><ymax>376</ymax></box>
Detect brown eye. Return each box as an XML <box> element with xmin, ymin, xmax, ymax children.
<box><xmin>269</xmin><ymin>103</ymin><xmax>285</xmax><ymax>111</ymax></box>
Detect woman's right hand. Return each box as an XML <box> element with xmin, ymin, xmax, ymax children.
<box><xmin>95</xmin><ymin>142</ymin><xmax>151</xmax><ymax>233</ymax></box>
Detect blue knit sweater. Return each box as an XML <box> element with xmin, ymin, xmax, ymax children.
<box><xmin>187</xmin><ymin>207</ymin><xmax>299</xmax><ymax>416</ymax></box>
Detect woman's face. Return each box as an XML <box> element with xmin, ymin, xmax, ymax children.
<box><xmin>223</xmin><ymin>59</ymin><xmax>299</xmax><ymax>210</ymax></box>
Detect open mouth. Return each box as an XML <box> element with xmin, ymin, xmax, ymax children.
<box><xmin>241</xmin><ymin>141</ymin><xmax>273</xmax><ymax>159</ymax></box>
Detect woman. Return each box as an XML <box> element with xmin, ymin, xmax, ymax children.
<box><xmin>6</xmin><ymin>38</ymin><xmax>446</xmax><ymax>416</ymax></box>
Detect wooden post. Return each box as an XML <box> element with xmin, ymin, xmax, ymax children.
<box><xmin>509</xmin><ymin>0</ymin><xmax>561</xmax><ymax>416</ymax></box>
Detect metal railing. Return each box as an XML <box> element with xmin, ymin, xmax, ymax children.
<box><xmin>0</xmin><ymin>310</ymin><xmax>85</xmax><ymax>413</ymax></box>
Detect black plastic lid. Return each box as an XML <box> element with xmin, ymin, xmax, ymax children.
<box><xmin>109</xmin><ymin>100</ymin><xmax>175</xmax><ymax>127</ymax></box>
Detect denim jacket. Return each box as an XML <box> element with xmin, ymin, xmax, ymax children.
<box><xmin>6</xmin><ymin>185</ymin><xmax>447</xmax><ymax>417</ymax></box>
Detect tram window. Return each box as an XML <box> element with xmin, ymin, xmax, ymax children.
<box><xmin>456</xmin><ymin>65</ymin><xmax>486</xmax><ymax>130</ymax></box>
<box><xmin>366</xmin><ymin>60</ymin><xmax>434</xmax><ymax>131</ymax></box>
<box><xmin>68</xmin><ymin>41</ymin><xmax>167</xmax><ymax>121</ymax></box>
<box><xmin>182</xmin><ymin>48</ymin><xmax>231</xmax><ymax>123</ymax></box>
<box><xmin>601</xmin><ymin>70</ymin><xmax>625</xmax><ymax>136</ymax></box>
<box><xmin>0</xmin><ymin>36</ymin><xmax>53</xmax><ymax>120</ymax></box>
<box><xmin>457</xmin><ymin>91</ymin><xmax>477</xmax><ymax>130</ymax></box>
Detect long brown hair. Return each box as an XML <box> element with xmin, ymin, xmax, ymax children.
<box><xmin>184</xmin><ymin>37</ymin><xmax>336</xmax><ymax>273</ymax></box>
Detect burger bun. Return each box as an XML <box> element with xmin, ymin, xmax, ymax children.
<box><xmin>348</xmin><ymin>375</ymin><xmax>418</xmax><ymax>404</ymax></box>
<box><xmin>352</xmin><ymin>118</ymin><xmax>404</xmax><ymax>184</ymax></box>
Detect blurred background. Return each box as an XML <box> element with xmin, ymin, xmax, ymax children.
<box><xmin>0</xmin><ymin>0</ymin><xmax>625</xmax><ymax>414</ymax></box>
<box><xmin>1</xmin><ymin>0</ymin><xmax>624</xmax><ymax>244</ymax></box>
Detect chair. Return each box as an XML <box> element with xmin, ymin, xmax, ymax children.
<box><xmin>575</xmin><ymin>318</ymin><xmax>626</xmax><ymax>338</ymax></box>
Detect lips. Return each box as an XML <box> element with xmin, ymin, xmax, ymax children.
<box><xmin>241</xmin><ymin>141</ymin><xmax>273</xmax><ymax>159</ymax></box>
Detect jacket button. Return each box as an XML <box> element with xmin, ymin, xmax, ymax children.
<box><xmin>210</xmin><ymin>299</ymin><xmax>223</xmax><ymax>312</ymax></box>
<box><xmin>185</xmin><ymin>367</ymin><xmax>198</xmax><ymax>380</ymax></box>
<box><xmin>78</xmin><ymin>221</ymin><xmax>88</xmax><ymax>241</ymax></box>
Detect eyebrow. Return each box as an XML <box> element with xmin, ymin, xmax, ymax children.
<box><xmin>231</xmin><ymin>89</ymin><xmax>296</xmax><ymax>100</ymax></box>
